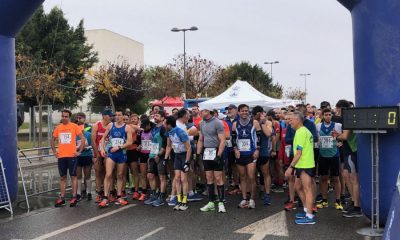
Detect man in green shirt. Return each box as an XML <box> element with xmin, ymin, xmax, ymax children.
<box><xmin>285</xmin><ymin>111</ymin><xmax>316</xmax><ymax>225</ymax></box>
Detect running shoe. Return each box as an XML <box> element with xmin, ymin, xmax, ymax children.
<box><xmin>238</xmin><ymin>200</ymin><xmax>249</xmax><ymax>209</ymax></box>
<box><xmin>228</xmin><ymin>187</ymin><xmax>241</xmax><ymax>195</ymax></box>
<box><xmin>263</xmin><ymin>194</ymin><xmax>272</xmax><ymax>205</ymax></box>
<box><xmin>295</xmin><ymin>212</ymin><xmax>306</xmax><ymax>219</ymax></box>
<box><xmin>81</xmin><ymin>190</ymin><xmax>87</xmax><ymax>199</ymax></box>
<box><xmin>284</xmin><ymin>201</ymin><xmax>297</xmax><ymax>211</ymax></box>
<box><xmin>109</xmin><ymin>194</ymin><xmax>117</xmax><ymax>203</ymax></box>
<box><xmin>187</xmin><ymin>193</ymin><xmax>203</xmax><ymax>202</ymax></box>
<box><xmin>152</xmin><ymin>197</ymin><xmax>165</xmax><ymax>207</ymax></box>
<box><xmin>271</xmin><ymin>186</ymin><xmax>284</xmax><ymax>193</ymax></box>
<box><xmin>248</xmin><ymin>199</ymin><xmax>256</xmax><ymax>209</ymax></box>
<box><xmin>173</xmin><ymin>203</ymin><xmax>182</xmax><ymax>211</ymax></box>
<box><xmin>95</xmin><ymin>194</ymin><xmax>102</xmax><ymax>203</ymax></box>
<box><xmin>168</xmin><ymin>196</ymin><xmax>178</xmax><ymax>206</ymax></box>
<box><xmin>76</xmin><ymin>194</ymin><xmax>82</xmax><ymax>202</ymax></box>
<box><xmin>335</xmin><ymin>202</ymin><xmax>343</xmax><ymax>210</ymax></box>
<box><xmin>144</xmin><ymin>194</ymin><xmax>158</xmax><ymax>205</ymax></box>
<box><xmin>87</xmin><ymin>193</ymin><xmax>92</xmax><ymax>201</ymax></box>
<box><xmin>69</xmin><ymin>197</ymin><xmax>78</xmax><ymax>207</ymax></box>
<box><xmin>295</xmin><ymin>216</ymin><xmax>316</xmax><ymax>225</ymax></box>
<box><xmin>316</xmin><ymin>201</ymin><xmax>328</xmax><ymax>209</ymax></box>
<box><xmin>54</xmin><ymin>198</ymin><xmax>66</xmax><ymax>208</ymax></box>
<box><xmin>121</xmin><ymin>191</ymin><xmax>127</xmax><ymax>200</ymax></box>
<box><xmin>218</xmin><ymin>202</ymin><xmax>226</xmax><ymax>213</ymax></box>
<box><xmin>98</xmin><ymin>198</ymin><xmax>109</xmax><ymax>208</ymax></box>
<box><xmin>179</xmin><ymin>203</ymin><xmax>188</xmax><ymax>211</ymax></box>
<box><xmin>115</xmin><ymin>197</ymin><xmax>128</xmax><ymax>206</ymax></box>
<box><xmin>200</xmin><ymin>202</ymin><xmax>215</xmax><ymax>212</ymax></box>
<box><xmin>342</xmin><ymin>203</ymin><xmax>353</xmax><ymax>213</ymax></box>
<box><xmin>315</xmin><ymin>194</ymin><xmax>323</xmax><ymax>203</ymax></box>
<box><xmin>312</xmin><ymin>204</ymin><xmax>318</xmax><ymax>213</ymax></box>
<box><xmin>132</xmin><ymin>191</ymin><xmax>140</xmax><ymax>200</ymax></box>
<box><xmin>138</xmin><ymin>193</ymin><xmax>146</xmax><ymax>201</ymax></box>
<box><xmin>343</xmin><ymin>208</ymin><xmax>363</xmax><ymax>218</ymax></box>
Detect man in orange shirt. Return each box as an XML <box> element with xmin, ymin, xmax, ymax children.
<box><xmin>51</xmin><ymin>109</ymin><xmax>85</xmax><ymax>207</ymax></box>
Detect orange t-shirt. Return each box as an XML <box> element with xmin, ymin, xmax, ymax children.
<box><xmin>53</xmin><ymin>122</ymin><xmax>82</xmax><ymax>158</ymax></box>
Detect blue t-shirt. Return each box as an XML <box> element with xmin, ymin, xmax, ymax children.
<box><xmin>76</xmin><ymin>131</ymin><xmax>93</xmax><ymax>157</ymax></box>
<box><xmin>166</xmin><ymin>127</ymin><xmax>189</xmax><ymax>153</ymax></box>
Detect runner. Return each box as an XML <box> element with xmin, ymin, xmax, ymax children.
<box><xmin>191</xmin><ymin>105</ymin><xmax>202</xmax><ymax>129</ymax></box>
<box><xmin>51</xmin><ymin>109</ymin><xmax>85</xmax><ymax>207</ymax></box>
<box><xmin>225</xmin><ymin>104</ymin><xmax>240</xmax><ymax>195</ymax></box>
<box><xmin>316</xmin><ymin>108</ymin><xmax>343</xmax><ymax>210</ymax></box>
<box><xmin>284</xmin><ymin>111</ymin><xmax>316</xmax><ymax>225</ymax></box>
<box><xmin>144</xmin><ymin>112</ymin><xmax>167</xmax><ymax>207</ymax></box>
<box><xmin>99</xmin><ymin>109</ymin><xmax>133</xmax><ymax>207</ymax></box>
<box><xmin>91</xmin><ymin>109</ymin><xmax>113</xmax><ymax>203</ymax></box>
<box><xmin>126</xmin><ymin>114</ymin><xmax>141</xmax><ymax>200</ymax></box>
<box><xmin>252</xmin><ymin>106</ymin><xmax>273</xmax><ymax>205</ymax></box>
<box><xmin>197</xmin><ymin>107</ymin><xmax>227</xmax><ymax>213</ymax></box>
<box><xmin>76</xmin><ymin>123</ymin><xmax>93</xmax><ymax>201</ymax></box>
<box><xmin>164</xmin><ymin>116</ymin><xmax>192</xmax><ymax>211</ymax></box>
<box><xmin>336</xmin><ymin>100</ymin><xmax>362</xmax><ymax>218</ymax></box>
<box><xmin>137</xmin><ymin>118</ymin><xmax>154</xmax><ymax>201</ymax></box>
<box><xmin>232</xmin><ymin>104</ymin><xmax>262</xmax><ymax>209</ymax></box>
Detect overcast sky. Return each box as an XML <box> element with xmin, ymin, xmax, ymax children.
<box><xmin>44</xmin><ymin>0</ymin><xmax>354</xmax><ymax>106</ymax></box>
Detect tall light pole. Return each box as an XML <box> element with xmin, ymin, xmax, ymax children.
<box><xmin>171</xmin><ymin>26</ymin><xmax>198</xmax><ymax>99</ymax></box>
<box><xmin>264</xmin><ymin>61</ymin><xmax>279</xmax><ymax>80</ymax></box>
<box><xmin>300</xmin><ymin>73</ymin><xmax>311</xmax><ymax>104</ymax></box>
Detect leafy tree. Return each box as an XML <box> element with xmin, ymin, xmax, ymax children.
<box><xmin>16</xmin><ymin>6</ymin><xmax>97</xmax><ymax>109</ymax></box>
<box><xmin>168</xmin><ymin>54</ymin><xmax>222</xmax><ymax>98</ymax></box>
<box><xmin>284</xmin><ymin>87</ymin><xmax>307</xmax><ymax>102</ymax></box>
<box><xmin>143</xmin><ymin>65</ymin><xmax>181</xmax><ymax>99</ymax></box>
<box><xmin>90</xmin><ymin>61</ymin><xmax>145</xmax><ymax>112</ymax></box>
<box><xmin>207</xmin><ymin>61</ymin><xmax>283</xmax><ymax>98</ymax></box>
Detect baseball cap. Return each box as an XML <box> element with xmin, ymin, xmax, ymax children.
<box><xmin>102</xmin><ymin>109</ymin><xmax>114</xmax><ymax>116</ymax></box>
<box><xmin>225</xmin><ymin>104</ymin><xmax>237</xmax><ymax>110</ymax></box>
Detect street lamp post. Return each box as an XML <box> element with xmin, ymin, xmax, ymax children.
<box><xmin>171</xmin><ymin>26</ymin><xmax>198</xmax><ymax>99</ymax></box>
<box><xmin>300</xmin><ymin>73</ymin><xmax>311</xmax><ymax>104</ymax></box>
<box><xmin>264</xmin><ymin>61</ymin><xmax>279</xmax><ymax>80</ymax></box>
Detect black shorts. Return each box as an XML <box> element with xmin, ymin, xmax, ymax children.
<box><xmin>203</xmin><ymin>159</ymin><xmax>224</xmax><ymax>172</ymax></box>
<box><xmin>318</xmin><ymin>156</ymin><xmax>340</xmax><ymax>176</ymax></box>
<box><xmin>344</xmin><ymin>152</ymin><xmax>358</xmax><ymax>173</ymax></box>
<box><xmin>148</xmin><ymin>157</ymin><xmax>167</xmax><ymax>176</ymax></box>
<box><xmin>295</xmin><ymin>168</ymin><xmax>315</xmax><ymax>178</ymax></box>
<box><xmin>139</xmin><ymin>152</ymin><xmax>149</xmax><ymax>164</ymax></box>
<box><xmin>126</xmin><ymin>150</ymin><xmax>140</xmax><ymax>164</ymax></box>
<box><xmin>227</xmin><ymin>150</ymin><xmax>236</xmax><ymax>165</ymax></box>
<box><xmin>77</xmin><ymin>156</ymin><xmax>92</xmax><ymax>167</ymax></box>
<box><xmin>236</xmin><ymin>155</ymin><xmax>256</xmax><ymax>166</ymax></box>
<box><xmin>58</xmin><ymin>157</ymin><xmax>78</xmax><ymax>177</ymax></box>
<box><xmin>339</xmin><ymin>146</ymin><xmax>345</xmax><ymax>163</ymax></box>
<box><xmin>174</xmin><ymin>152</ymin><xmax>187</xmax><ymax>171</ymax></box>
<box><xmin>314</xmin><ymin>148</ymin><xmax>320</xmax><ymax>165</ymax></box>
<box><xmin>257</xmin><ymin>156</ymin><xmax>269</xmax><ymax>166</ymax></box>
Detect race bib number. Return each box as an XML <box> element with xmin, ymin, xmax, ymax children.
<box><xmin>237</xmin><ymin>139</ymin><xmax>251</xmax><ymax>151</ymax></box>
<box><xmin>320</xmin><ymin>136</ymin><xmax>334</xmax><ymax>149</ymax></box>
<box><xmin>142</xmin><ymin>140</ymin><xmax>152</xmax><ymax>151</ymax></box>
<box><xmin>225</xmin><ymin>140</ymin><xmax>232</xmax><ymax>148</ymax></box>
<box><xmin>285</xmin><ymin>145</ymin><xmax>292</xmax><ymax>158</ymax></box>
<box><xmin>150</xmin><ymin>143</ymin><xmax>160</xmax><ymax>155</ymax></box>
<box><xmin>203</xmin><ymin>148</ymin><xmax>217</xmax><ymax>161</ymax></box>
<box><xmin>59</xmin><ymin>133</ymin><xmax>72</xmax><ymax>144</ymax></box>
<box><xmin>111</xmin><ymin>138</ymin><xmax>124</xmax><ymax>147</ymax></box>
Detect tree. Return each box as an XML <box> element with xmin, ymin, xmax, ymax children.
<box><xmin>16</xmin><ymin>55</ymin><xmax>65</xmax><ymax>148</ymax></box>
<box><xmin>168</xmin><ymin>54</ymin><xmax>223</xmax><ymax>98</ymax></box>
<box><xmin>16</xmin><ymin>6</ymin><xmax>97</xmax><ymax>109</ymax></box>
<box><xmin>285</xmin><ymin>87</ymin><xmax>307</xmax><ymax>102</ymax></box>
<box><xmin>90</xmin><ymin>61</ymin><xmax>146</xmax><ymax>112</ymax></box>
<box><xmin>143</xmin><ymin>65</ymin><xmax>181</xmax><ymax>100</ymax></box>
<box><xmin>207</xmin><ymin>61</ymin><xmax>283</xmax><ymax>98</ymax></box>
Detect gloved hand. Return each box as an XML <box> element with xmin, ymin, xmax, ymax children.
<box><xmin>184</xmin><ymin>161</ymin><xmax>190</xmax><ymax>173</ymax></box>
<box><xmin>214</xmin><ymin>155</ymin><xmax>222</xmax><ymax>166</ymax></box>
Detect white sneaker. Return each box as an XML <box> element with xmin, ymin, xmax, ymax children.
<box><xmin>249</xmin><ymin>199</ymin><xmax>256</xmax><ymax>209</ymax></box>
<box><xmin>179</xmin><ymin>203</ymin><xmax>188</xmax><ymax>211</ymax></box>
<box><xmin>218</xmin><ymin>202</ymin><xmax>226</xmax><ymax>213</ymax></box>
<box><xmin>238</xmin><ymin>199</ymin><xmax>248</xmax><ymax>208</ymax></box>
<box><xmin>173</xmin><ymin>203</ymin><xmax>181</xmax><ymax>211</ymax></box>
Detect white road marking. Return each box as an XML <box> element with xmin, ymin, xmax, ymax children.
<box><xmin>31</xmin><ymin>204</ymin><xmax>136</xmax><ymax>240</ymax></box>
<box><xmin>135</xmin><ymin>227</ymin><xmax>164</xmax><ymax>240</ymax></box>
<box><xmin>235</xmin><ymin>211</ymin><xmax>289</xmax><ymax>240</ymax></box>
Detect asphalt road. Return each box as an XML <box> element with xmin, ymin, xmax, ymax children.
<box><xmin>0</xmin><ymin>190</ymin><xmax>374</xmax><ymax>240</ymax></box>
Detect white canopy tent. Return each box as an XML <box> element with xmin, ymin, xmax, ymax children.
<box><xmin>199</xmin><ymin>80</ymin><xmax>300</xmax><ymax>110</ymax></box>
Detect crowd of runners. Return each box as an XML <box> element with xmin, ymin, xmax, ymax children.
<box><xmin>50</xmin><ymin>99</ymin><xmax>363</xmax><ymax>225</ymax></box>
